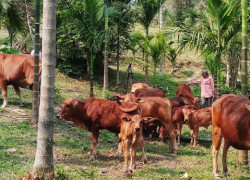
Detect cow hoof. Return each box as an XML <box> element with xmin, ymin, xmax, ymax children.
<box><xmin>124</xmin><ymin>169</ymin><xmax>133</xmax><ymax>174</ymax></box>
<box><xmin>223</xmin><ymin>172</ymin><xmax>230</xmax><ymax>177</ymax></box>
<box><xmin>143</xmin><ymin>159</ymin><xmax>147</xmax><ymax>164</ymax></box>
<box><xmin>214</xmin><ymin>173</ymin><xmax>220</xmax><ymax>179</ymax></box>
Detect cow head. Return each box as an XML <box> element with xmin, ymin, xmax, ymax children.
<box><xmin>114</xmin><ymin>93</ymin><xmax>138</xmax><ymax>103</ymax></box>
<box><xmin>121</xmin><ymin>115</ymin><xmax>155</xmax><ymax>133</ymax></box>
<box><xmin>182</xmin><ymin>108</ymin><xmax>194</xmax><ymax>123</ymax></box>
<box><xmin>57</xmin><ymin>99</ymin><xmax>79</xmax><ymax>121</ymax></box>
<box><xmin>131</xmin><ymin>83</ymin><xmax>149</xmax><ymax>93</ymax></box>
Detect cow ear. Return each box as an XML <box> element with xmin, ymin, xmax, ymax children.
<box><xmin>122</xmin><ymin>116</ymin><xmax>131</xmax><ymax>122</ymax></box>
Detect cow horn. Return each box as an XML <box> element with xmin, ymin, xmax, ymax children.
<box><xmin>119</xmin><ymin>103</ymin><xmax>139</xmax><ymax>112</ymax></box>
<box><xmin>246</xmin><ymin>104</ymin><xmax>250</xmax><ymax>111</ymax></box>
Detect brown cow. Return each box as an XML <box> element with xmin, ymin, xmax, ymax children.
<box><xmin>0</xmin><ymin>53</ymin><xmax>41</xmax><ymax>107</ymax></box>
<box><xmin>176</xmin><ymin>84</ymin><xmax>199</xmax><ymax>107</ymax></box>
<box><xmin>119</xmin><ymin>115</ymin><xmax>150</xmax><ymax>173</ymax></box>
<box><xmin>159</xmin><ymin>105</ymin><xmax>199</xmax><ymax>144</ymax></box>
<box><xmin>182</xmin><ymin>107</ymin><xmax>211</xmax><ymax>146</ymax></box>
<box><xmin>134</xmin><ymin>88</ymin><xmax>165</xmax><ymax>98</ymax></box>
<box><xmin>131</xmin><ymin>83</ymin><xmax>149</xmax><ymax>93</ymax></box>
<box><xmin>212</xmin><ymin>94</ymin><xmax>250</xmax><ymax>178</ymax></box>
<box><xmin>116</xmin><ymin>93</ymin><xmax>178</xmax><ymax>154</ymax></box>
<box><xmin>57</xmin><ymin>98</ymin><xmax>140</xmax><ymax>159</ymax></box>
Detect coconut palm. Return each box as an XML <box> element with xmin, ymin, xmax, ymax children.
<box><xmin>33</xmin><ymin>0</ymin><xmax>57</xmax><ymax>177</ymax></box>
<box><xmin>178</xmin><ymin>0</ymin><xmax>241</xmax><ymax>98</ymax></box>
<box><xmin>137</xmin><ymin>0</ymin><xmax>165</xmax><ymax>82</ymax></box>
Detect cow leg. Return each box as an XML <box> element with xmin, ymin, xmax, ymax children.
<box><xmin>163</xmin><ymin>123</ymin><xmax>178</xmax><ymax>154</ymax></box>
<box><xmin>212</xmin><ymin>127</ymin><xmax>222</xmax><ymax>178</ymax></box>
<box><xmin>0</xmin><ymin>81</ymin><xmax>7</xmax><ymax>108</ymax></box>
<box><xmin>190</xmin><ymin>129</ymin><xmax>194</xmax><ymax>145</ymax></box>
<box><xmin>177</xmin><ymin>123</ymin><xmax>182</xmax><ymax>145</ymax></box>
<box><xmin>130</xmin><ymin>142</ymin><xmax>138</xmax><ymax>171</ymax></box>
<box><xmin>123</xmin><ymin>139</ymin><xmax>131</xmax><ymax>173</ymax></box>
<box><xmin>13</xmin><ymin>85</ymin><xmax>25</xmax><ymax>107</ymax></box>
<box><xmin>90</xmin><ymin>130</ymin><xmax>99</xmax><ymax>160</ymax></box>
<box><xmin>139</xmin><ymin>137</ymin><xmax>147</xmax><ymax>164</ymax></box>
<box><xmin>193</xmin><ymin>127</ymin><xmax>199</xmax><ymax>146</ymax></box>
<box><xmin>222</xmin><ymin>139</ymin><xmax>230</xmax><ymax>177</ymax></box>
<box><xmin>117</xmin><ymin>141</ymin><xmax>123</xmax><ymax>156</ymax></box>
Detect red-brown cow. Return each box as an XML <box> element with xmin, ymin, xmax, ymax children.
<box><xmin>119</xmin><ymin>115</ymin><xmax>150</xmax><ymax>173</ymax></box>
<box><xmin>0</xmin><ymin>53</ymin><xmax>41</xmax><ymax>107</ymax></box>
<box><xmin>182</xmin><ymin>107</ymin><xmax>211</xmax><ymax>146</ymax></box>
<box><xmin>57</xmin><ymin>98</ymin><xmax>140</xmax><ymax>159</ymax></box>
<box><xmin>131</xmin><ymin>83</ymin><xmax>149</xmax><ymax>93</ymax></box>
<box><xmin>116</xmin><ymin>93</ymin><xmax>178</xmax><ymax>154</ymax></box>
<box><xmin>159</xmin><ymin>105</ymin><xmax>199</xmax><ymax>144</ymax></box>
<box><xmin>134</xmin><ymin>88</ymin><xmax>165</xmax><ymax>98</ymax></box>
<box><xmin>212</xmin><ymin>94</ymin><xmax>250</xmax><ymax>178</ymax></box>
<box><xmin>176</xmin><ymin>84</ymin><xmax>199</xmax><ymax>107</ymax></box>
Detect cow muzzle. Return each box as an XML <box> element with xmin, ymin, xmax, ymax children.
<box><xmin>184</xmin><ymin>119</ymin><xmax>189</xmax><ymax>123</ymax></box>
<box><xmin>135</xmin><ymin>127</ymin><xmax>140</xmax><ymax>132</ymax></box>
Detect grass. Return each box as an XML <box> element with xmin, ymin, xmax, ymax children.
<box><xmin>0</xmin><ymin>63</ymin><xmax>249</xmax><ymax>180</ymax></box>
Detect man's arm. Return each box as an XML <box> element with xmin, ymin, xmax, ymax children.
<box><xmin>187</xmin><ymin>79</ymin><xmax>201</xmax><ymax>86</ymax></box>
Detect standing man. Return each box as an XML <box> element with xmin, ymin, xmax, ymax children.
<box><xmin>188</xmin><ymin>70</ymin><xmax>214</xmax><ymax>108</ymax></box>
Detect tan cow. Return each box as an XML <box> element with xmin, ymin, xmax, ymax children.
<box><xmin>0</xmin><ymin>53</ymin><xmax>41</xmax><ymax>107</ymax></box>
<box><xmin>212</xmin><ymin>94</ymin><xmax>250</xmax><ymax>178</ymax></box>
<box><xmin>131</xmin><ymin>83</ymin><xmax>149</xmax><ymax>93</ymax></box>
<box><xmin>119</xmin><ymin>115</ymin><xmax>149</xmax><ymax>173</ymax></box>
<box><xmin>182</xmin><ymin>107</ymin><xmax>212</xmax><ymax>146</ymax></box>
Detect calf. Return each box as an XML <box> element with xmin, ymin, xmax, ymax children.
<box><xmin>212</xmin><ymin>94</ymin><xmax>250</xmax><ymax>178</ymax></box>
<box><xmin>182</xmin><ymin>107</ymin><xmax>212</xmax><ymax>146</ymax></box>
<box><xmin>57</xmin><ymin>98</ymin><xmax>140</xmax><ymax>159</ymax></box>
<box><xmin>119</xmin><ymin>115</ymin><xmax>149</xmax><ymax>173</ymax></box>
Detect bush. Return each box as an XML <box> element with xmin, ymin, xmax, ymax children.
<box><xmin>0</xmin><ymin>45</ymin><xmax>21</xmax><ymax>54</ymax></box>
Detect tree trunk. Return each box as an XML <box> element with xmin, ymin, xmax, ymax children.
<box><xmin>25</xmin><ymin>0</ymin><xmax>34</xmax><ymax>44</ymax></box>
<box><xmin>239</xmin><ymin>0</ymin><xmax>248</xmax><ymax>165</ymax></box>
<box><xmin>32</xmin><ymin>0</ymin><xmax>57</xmax><ymax>177</ymax></box>
<box><xmin>103</xmin><ymin>15</ymin><xmax>109</xmax><ymax>90</ymax></box>
<box><xmin>227</xmin><ymin>49</ymin><xmax>240</xmax><ymax>89</ymax></box>
<box><xmin>159</xmin><ymin>2</ymin><xmax>164</xmax><ymax>76</ymax></box>
<box><xmin>31</xmin><ymin>0</ymin><xmax>41</xmax><ymax>124</ymax></box>
<box><xmin>90</xmin><ymin>51</ymin><xmax>94</xmax><ymax>97</ymax></box>
<box><xmin>145</xmin><ymin>28</ymin><xmax>149</xmax><ymax>83</ymax></box>
<box><xmin>214</xmin><ymin>53</ymin><xmax>221</xmax><ymax>99</ymax></box>
<box><xmin>116</xmin><ymin>29</ymin><xmax>120</xmax><ymax>85</ymax></box>
<box><xmin>226</xmin><ymin>61</ymin><xmax>230</xmax><ymax>87</ymax></box>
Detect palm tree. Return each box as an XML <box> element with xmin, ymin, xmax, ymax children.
<box><xmin>238</xmin><ymin>0</ymin><xmax>248</xmax><ymax>165</ymax></box>
<box><xmin>0</xmin><ymin>0</ymin><xmax>24</xmax><ymax>47</ymax></box>
<box><xmin>178</xmin><ymin>0</ymin><xmax>240</xmax><ymax>98</ymax></box>
<box><xmin>33</xmin><ymin>0</ymin><xmax>57</xmax><ymax>178</ymax></box>
<box><xmin>31</xmin><ymin>0</ymin><xmax>41</xmax><ymax>123</ymax></box>
<box><xmin>147</xmin><ymin>33</ymin><xmax>166</xmax><ymax>77</ymax></box>
<box><xmin>165</xmin><ymin>41</ymin><xmax>179</xmax><ymax>75</ymax></box>
<box><xmin>137</xmin><ymin>0</ymin><xmax>165</xmax><ymax>82</ymax></box>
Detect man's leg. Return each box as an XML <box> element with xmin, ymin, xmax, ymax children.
<box><xmin>201</xmin><ymin>97</ymin><xmax>206</xmax><ymax>108</ymax></box>
<box><xmin>207</xmin><ymin>97</ymin><xmax>213</xmax><ymax>107</ymax></box>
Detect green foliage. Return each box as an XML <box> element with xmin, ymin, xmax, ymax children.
<box><xmin>0</xmin><ymin>45</ymin><xmax>21</xmax><ymax>54</ymax></box>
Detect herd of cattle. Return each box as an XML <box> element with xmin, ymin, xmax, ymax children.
<box><xmin>0</xmin><ymin>53</ymin><xmax>250</xmax><ymax>177</ymax></box>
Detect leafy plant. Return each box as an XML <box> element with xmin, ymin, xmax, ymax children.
<box><xmin>0</xmin><ymin>45</ymin><xmax>21</xmax><ymax>54</ymax></box>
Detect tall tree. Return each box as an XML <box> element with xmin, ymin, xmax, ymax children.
<box><xmin>178</xmin><ymin>0</ymin><xmax>241</xmax><ymax>98</ymax></box>
<box><xmin>33</xmin><ymin>0</ymin><xmax>57</xmax><ymax>177</ymax></box>
<box><xmin>159</xmin><ymin>1</ymin><xmax>164</xmax><ymax>76</ymax></box>
<box><xmin>238</xmin><ymin>0</ymin><xmax>248</xmax><ymax>165</ymax></box>
<box><xmin>137</xmin><ymin>0</ymin><xmax>164</xmax><ymax>82</ymax></box>
<box><xmin>31</xmin><ymin>0</ymin><xmax>41</xmax><ymax>123</ymax></box>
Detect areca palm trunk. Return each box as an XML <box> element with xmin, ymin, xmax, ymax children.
<box><xmin>103</xmin><ymin>15</ymin><xmax>109</xmax><ymax>91</ymax></box>
<box><xmin>159</xmin><ymin>2</ymin><xmax>164</xmax><ymax>76</ymax></box>
<box><xmin>145</xmin><ymin>28</ymin><xmax>149</xmax><ymax>82</ymax></box>
<box><xmin>239</xmin><ymin>0</ymin><xmax>248</xmax><ymax>165</ymax></box>
<box><xmin>31</xmin><ymin>0</ymin><xmax>41</xmax><ymax>123</ymax></box>
<box><xmin>90</xmin><ymin>51</ymin><xmax>94</xmax><ymax>97</ymax></box>
<box><xmin>33</xmin><ymin>0</ymin><xmax>57</xmax><ymax>177</ymax></box>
